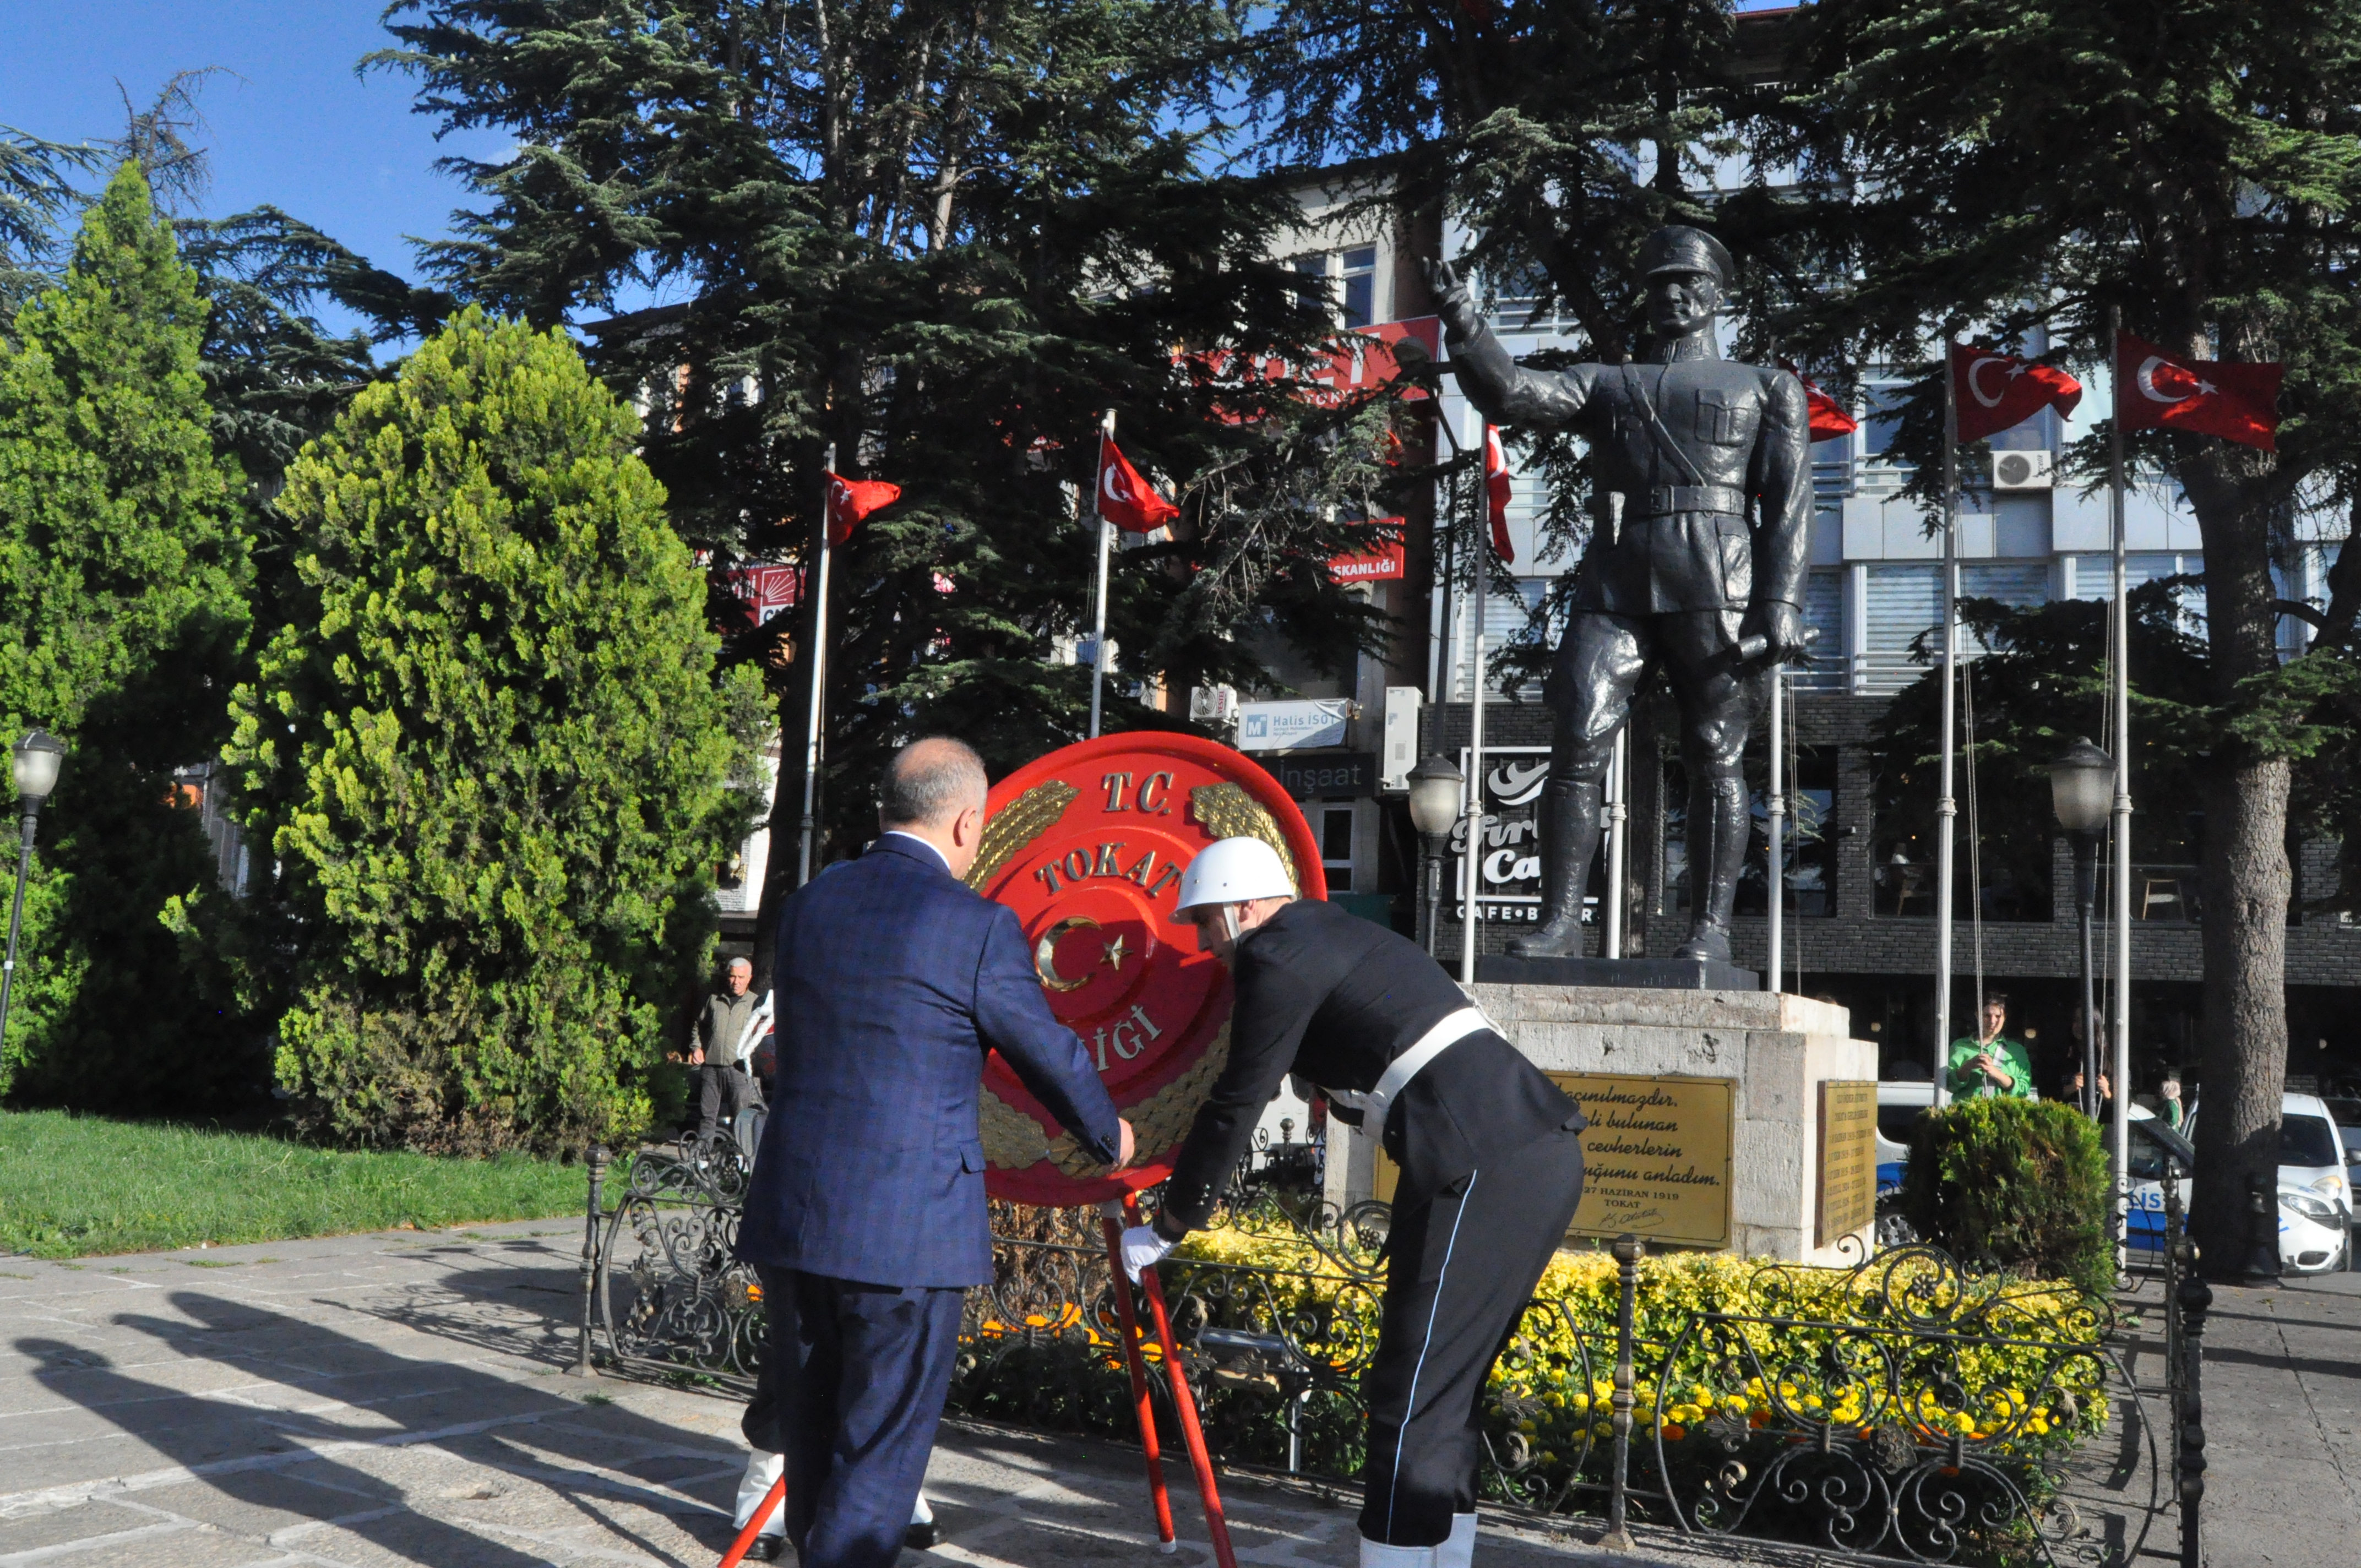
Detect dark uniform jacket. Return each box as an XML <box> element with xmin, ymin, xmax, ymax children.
<box><xmin>1159</xmin><ymin>899</ymin><xmax>1584</xmax><ymax>1231</ymax></box>
<box><xmin>1446</xmin><ymin>323</ymin><xmax>1813</xmax><ymax>620</ymax></box>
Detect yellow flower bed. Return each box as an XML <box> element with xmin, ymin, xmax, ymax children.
<box><xmin>1174</xmin><ymin>1230</ymin><xmax>2108</xmax><ymax>1460</ymax></box>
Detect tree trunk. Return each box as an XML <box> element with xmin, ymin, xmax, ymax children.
<box><xmin>2189</xmin><ymin>750</ymin><xmax>2291</xmax><ymax>1276</ymax></box>
<box><xmin>2181</xmin><ymin>440</ymin><xmax>2294</xmax><ymax>1277</ymax></box>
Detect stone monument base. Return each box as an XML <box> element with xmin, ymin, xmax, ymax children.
<box><xmin>1324</xmin><ymin>986</ymin><xmax>1876</xmax><ymax>1266</ymax></box>
<box><xmin>1476</xmin><ymin>953</ymin><xmax>1760</xmax><ymax>991</ymax></box>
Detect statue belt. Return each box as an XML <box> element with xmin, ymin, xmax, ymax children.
<box><xmin>1631</xmin><ymin>483</ymin><xmax>1747</xmax><ymax>519</ymax></box>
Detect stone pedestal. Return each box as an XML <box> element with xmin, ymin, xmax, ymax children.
<box><xmin>1324</xmin><ymin>986</ymin><xmax>1877</xmax><ymax>1266</ymax></box>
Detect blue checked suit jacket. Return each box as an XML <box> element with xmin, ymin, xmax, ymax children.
<box><xmin>735</xmin><ymin>834</ymin><xmax>1123</xmax><ymax>1287</ymax></box>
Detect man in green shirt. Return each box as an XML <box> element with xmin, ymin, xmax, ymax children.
<box><xmin>1946</xmin><ymin>995</ymin><xmax>2035</xmax><ymax>1100</ymax></box>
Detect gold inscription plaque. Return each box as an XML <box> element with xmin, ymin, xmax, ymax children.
<box><xmin>1816</xmin><ymin>1080</ymin><xmax>1879</xmax><ymax>1250</ymax></box>
<box><xmin>1550</xmin><ymin>1072</ymin><xmax>1734</xmax><ymax>1248</ymax></box>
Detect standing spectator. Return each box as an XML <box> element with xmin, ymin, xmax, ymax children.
<box><xmin>690</xmin><ymin>956</ymin><xmax>764</xmax><ymax>1144</ymax></box>
<box><xmin>1946</xmin><ymin>994</ymin><xmax>2035</xmax><ymax>1101</ymax></box>
<box><xmin>2158</xmin><ymin>1074</ymin><xmax>2186</xmax><ymax>1130</ymax></box>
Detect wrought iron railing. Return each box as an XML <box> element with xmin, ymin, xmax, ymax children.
<box><xmin>572</xmin><ymin>1135</ymin><xmax>2191</xmax><ymax>1566</ymax></box>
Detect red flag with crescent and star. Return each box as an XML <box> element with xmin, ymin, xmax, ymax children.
<box><xmin>1483</xmin><ymin>423</ymin><xmax>1515</xmax><ymax>563</ymax></box>
<box><xmin>1950</xmin><ymin>344</ymin><xmax>2083</xmax><ymax>443</ymax></box>
<box><xmin>1096</xmin><ymin>439</ymin><xmax>1180</xmax><ymax>535</ymax></box>
<box><xmin>825</xmin><ymin>472</ymin><xmax>901</xmax><ymax>546</ymax></box>
<box><xmin>1781</xmin><ymin>362</ymin><xmax>1859</xmax><ymax>440</ymax></box>
<box><xmin>2115</xmin><ymin>333</ymin><xmax>2284</xmax><ymax>451</ymax></box>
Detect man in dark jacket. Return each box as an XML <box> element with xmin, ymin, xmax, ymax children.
<box><xmin>1120</xmin><ymin>838</ymin><xmax>1585</xmax><ymax>1568</ymax></box>
<box><xmin>735</xmin><ymin>737</ymin><xmax>1134</xmax><ymax>1568</ymax></box>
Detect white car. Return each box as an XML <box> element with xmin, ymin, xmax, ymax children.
<box><xmin>2144</xmin><ymin>1091</ymin><xmax>2352</xmax><ymax>1273</ymax></box>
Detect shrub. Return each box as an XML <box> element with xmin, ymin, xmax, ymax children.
<box><xmin>0</xmin><ymin>163</ymin><xmax>253</xmax><ymax>1109</ymax></box>
<box><xmin>1900</xmin><ymin>1095</ymin><xmax>2112</xmax><ymax>1295</ymax></box>
<box><xmin>219</xmin><ymin>308</ymin><xmax>764</xmax><ymax>1154</ymax></box>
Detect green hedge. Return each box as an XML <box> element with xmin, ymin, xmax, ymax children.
<box><xmin>1901</xmin><ymin>1095</ymin><xmax>2112</xmax><ymax>1294</ymax></box>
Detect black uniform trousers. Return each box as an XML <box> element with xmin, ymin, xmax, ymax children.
<box><xmin>751</xmin><ymin>1264</ymin><xmax>964</xmax><ymax>1568</ymax></box>
<box><xmin>1358</xmin><ymin>1126</ymin><xmax>1586</xmax><ymax>1547</ymax></box>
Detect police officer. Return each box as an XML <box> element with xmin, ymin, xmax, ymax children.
<box><xmin>1121</xmin><ymin>838</ymin><xmax>1586</xmax><ymax>1568</ymax></box>
<box><xmin>1428</xmin><ymin>225</ymin><xmax>1813</xmax><ymax>965</ymax></box>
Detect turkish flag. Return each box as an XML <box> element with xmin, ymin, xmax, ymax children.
<box><xmin>1951</xmin><ymin>343</ymin><xmax>2083</xmax><ymax>443</ymax></box>
<box><xmin>1483</xmin><ymin>424</ymin><xmax>1515</xmax><ymax>563</ymax></box>
<box><xmin>1781</xmin><ymin>362</ymin><xmax>1858</xmax><ymax>440</ymax></box>
<box><xmin>2115</xmin><ymin>333</ymin><xmax>2284</xmax><ymax>452</ymax></box>
<box><xmin>825</xmin><ymin>473</ymin><xmax>900</xmax><ymax>546</ymax></box>
<box><xmin>1096</xmin><ymin>439</ymin><xmax>1180</xmax><ymax>533</ymax></box>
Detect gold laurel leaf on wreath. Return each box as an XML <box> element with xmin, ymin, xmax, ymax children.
<box><xmin>978</xmin><ymin>1080</ymin><xmax>1052</xmax><ymax>1169</ymax></box>
<box><xmin>965</xmin><ymin>779</ymin><xmax>1080</xmax><ymax>890</ymax></box>
<box><xmin>1187</xmin><ymin>783</ymin><xmax>1301</xmax><ymax>892</ymax></box>
<box><xmin>1038</xmin><ymin>1021</ymin><xmax>1233</xmax><ymax>1177</ymax></box>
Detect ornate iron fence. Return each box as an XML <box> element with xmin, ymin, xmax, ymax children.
<box><xmin>574</xmin><ymin>1135</ymin><xmax>2186</xmax><ymax>1567</ymax></box>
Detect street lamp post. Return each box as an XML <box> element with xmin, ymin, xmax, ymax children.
<box><xmin>0</xmin><ymin>731</ymin><xmax>64</xmax><ymax>1060</ymax></box>
<box><xmin>2051</xmin><ymin>737</ymin><xmax>2114</xmax><ymax>1120</ymax></box>
<box><xmin>1406</xmin><ymin>755</ymin><xmax>1464</xmax><ymax>958</ymax></box>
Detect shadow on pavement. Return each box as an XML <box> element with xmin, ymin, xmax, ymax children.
<box><xmin>19</xmin><ymin>1288</ymin><xmax>745</xmax><ymax>1568</ymax></box>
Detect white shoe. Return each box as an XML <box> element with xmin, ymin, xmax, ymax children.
<box><xmin>1359</xmin><ymin>1536</ymin><xmax>1437</xmax><ymax>1568</ymax></box>
<box><xmin>1436</xmin><ymin>1513</ymin><xmax>1477</xmax><ymax>1568</ymax></box>
<box><xmin>735</xmin><ymin>1450</ymin><xmax>786</xmax><ymax>1539</ymax></box>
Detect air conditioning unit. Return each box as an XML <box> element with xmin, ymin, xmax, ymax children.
<box><xmin>1991</xmin><ymin>450</ymin><xmax>2054</xmax><ymax>490</ymax></box>
<box><xmin>1189</xmin><ymin>684</ymin><xmax>1239</xmax><ymax>725</ymax></box>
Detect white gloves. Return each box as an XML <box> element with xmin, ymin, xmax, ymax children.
<box><xmin>1120</xmin><ymin>1224</ymin><xmax>1177</xmax><ymax>1282</ymax></box>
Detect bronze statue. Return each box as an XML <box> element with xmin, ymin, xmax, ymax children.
<box><xmin>1429</xmin><ymin>226</ymin><xmax>1811</xmax><ymax>965</ymax></box>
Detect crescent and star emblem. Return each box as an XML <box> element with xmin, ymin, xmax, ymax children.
<box><xmin>1965</xmin><ymin>355</ymin><xmax>2033</xmax><ymax>409</ymax></box>
<box><xmin>1032</xmin><ymin>916</ymin><xmax>1129</xmax><ymax>992</ymax></box>
<box><xmin>1101</xmin><ymin>464</ymin><xmax>1134</xmax><ymax>506</ymax></box>
<box><xmin>2135</xmin><ymin>355</ymin><xmax>2217</xmax><ymax>407</ymax></box>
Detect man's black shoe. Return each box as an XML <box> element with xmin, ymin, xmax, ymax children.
<box><xmin>742</xmin><ymin>1536</ymin><xmax>785</xmax><ymax>1562</ymax></box>
<box><xmin>905</xmin><ymin>1519</ymin><xmax>941</xmax><ymax>1551</ymax></box>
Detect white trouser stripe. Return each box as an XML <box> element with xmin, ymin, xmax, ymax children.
<box><xmin>1383</xmin><ymin>1169</ymin><xmax>1478</xmax><ymax>1540</ymax></box>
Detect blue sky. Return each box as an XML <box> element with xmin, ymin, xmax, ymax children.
<box><xmin>0</xmin><ymin>1</ymin><xmax>505</xmax><ymax>337</ymax></box>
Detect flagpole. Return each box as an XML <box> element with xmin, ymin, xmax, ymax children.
<box><xmin>2108</xmin><ymin>305</ymin><xmax>2134</xmax><ymax>1262</ymax></box>
<box><xmin>1935</xmin><ymin>349</ymin><xmax>1960</xmax><ymax>1103</ymax></box>
<box><xmin>1767</xmin><ymin>662</ymin><xmax>1785</xmax><ymax>993</ymax></box>
<box><xmin>796</xmin><ymin>444</ymin><xmax>837</xmax><ymax>887</ymax></box>
<box><xmin>1460</xmin><ymin>417</ymin><xmax>1489</xmax><ymax>987</ymax></box>
<box><xmin>1089</xmin><ymin>410</ymin><xmax>1116</xmax><ymax>739</ymax></box>
<box><xmin>1605</xmin><ymin>730</ymin><xmax>1627</xmax><ymax>960</ymax></box>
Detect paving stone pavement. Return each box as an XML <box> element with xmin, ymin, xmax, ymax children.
<box><xmin>0</xmin><ymin>1220</ymin><xmax>1750</xmax><ymax>1568</ymax></box>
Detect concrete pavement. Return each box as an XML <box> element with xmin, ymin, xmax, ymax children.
<box><xmin>0</xmin><ymin>1220</ymin><xmax>1756</xmax><ymax>1568</ymax></box>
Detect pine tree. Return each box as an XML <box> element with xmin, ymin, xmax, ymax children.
<box><xmin>374</xmin><ymin>0</ymin><xmax>1408</xmax><ymax>980</ymax></box>
<box><xmin>1778</xmin><ymin>0</ymin><xmax>2361</xmax><ymax>1275</ymax></box>
<box><xmin>0</xmin><ymin>162</ymin><xmax>252</xmax><ymax>1105</ymax></box>
<box><xmin>223</xmin><ymin>308</ymin><xmax>763</xmax><ymax>1155</ymax></box>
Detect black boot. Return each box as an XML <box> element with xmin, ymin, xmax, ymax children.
<box><xmin>1506</xmin><ymin>780</ymin><xmax>1604</xmax><ymax>959</ymax></box>
<box><xmin>1676</xmin><ymin>772</ymin><xmax>1748</xmax><ymax>964</ymax></box>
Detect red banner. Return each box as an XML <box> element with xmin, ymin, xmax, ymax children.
<box><xmin>714</xmin><ymin>562</ymin><xmax>802</xmax><ymax>628</ymax></box>
<box><xmin>1328</xmin><ymin>535</ymin><xmax>1407</xmax><ymax>583</ymax></box>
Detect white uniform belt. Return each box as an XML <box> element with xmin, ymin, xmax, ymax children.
<box><xmin>1328</xmin><ymin>1006</ymin><xmax>1493</xmax><ymax>1134</ymax></box>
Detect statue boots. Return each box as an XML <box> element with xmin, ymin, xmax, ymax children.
<box><xmin>1676</xmin><ymin>772</ymin><xmax>1749</xmax><ymax>965</ymax></box>
<box><xmin>1505</xmin><ymin>780</ymin><xmax>1603</xmax><ymax>960</ymax></box>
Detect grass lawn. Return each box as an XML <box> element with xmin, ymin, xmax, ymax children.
<box><xmin>0</xmin><ymin>1109</ymin><xmax>603</xmax><ymax>1259</ymax></box>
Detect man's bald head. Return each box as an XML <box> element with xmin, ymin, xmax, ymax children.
<box><xmin>879</xmin><ymin>737</ymin><xmax>988</xmax><ymax>831</ymax></box>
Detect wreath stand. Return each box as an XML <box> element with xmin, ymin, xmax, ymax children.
<box><xmin>715</xmin><ymin>1191</ymin><xmax>1237</xmax><ymax>1568</ymax></box>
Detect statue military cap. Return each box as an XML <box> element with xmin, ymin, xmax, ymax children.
<box><xmin>1639</xmin><ymin>225</ymin><xmax>1735</xmax><ymax>286</ymax></box>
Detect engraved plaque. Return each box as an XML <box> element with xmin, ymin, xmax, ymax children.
<box><xmin>1816</xmin><ymin>1079</ymin><xmax>1879</xmax><ymax>1249</ymax></box>
<box><xmin>1549</xmin><ymin>1072</ymin><xmax>1734</xmax><ymax>1248</ymax></box>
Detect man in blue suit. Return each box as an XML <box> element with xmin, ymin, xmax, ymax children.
<box><xmin>736</xmin><ymin>736</ymin><xmax>1131</xmax><ymax>1568</ymax></box>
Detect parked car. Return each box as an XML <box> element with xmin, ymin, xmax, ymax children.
<box><xmin>2157</xmin><ymin>1092</ymin><xmax>2352</xmax><ymax>1273</ymax></box>
<box><xmin>1878</xmin><ymin>1082</ymin><xmax>2349</xmax><ymax>1274</ymax></box>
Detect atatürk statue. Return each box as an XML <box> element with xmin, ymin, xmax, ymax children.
<box><xmin>1429</xmin><ymin>227</ymin><xmax>1811</xmax><ymax>966</ymax></box>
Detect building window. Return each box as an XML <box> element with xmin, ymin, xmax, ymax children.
<box><xmin>1318</xmin><ymin>804</ymin><xmax>1355</xmax><ymax>891</ymax></box>
<box><xmin>1341</xmin><ymin>246</ymin><xmax>1377</xmax><ymax>329</ymax></box>
<box><xmin>1662</xmin><ymin>748</ymin><xmax>1838</xmax><ymax>917</ymax></box>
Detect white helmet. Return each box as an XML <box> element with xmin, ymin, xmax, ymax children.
<box><xmin>1174</xmin><ymin>836</ymin><xmax>1295</xmax><ymax>912</ymax></box>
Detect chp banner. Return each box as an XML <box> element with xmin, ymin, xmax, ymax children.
<box><xmin>967</xmin><ymin>732</ymin><xmax>1325</xmax><ymax>1205</ymax></box>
